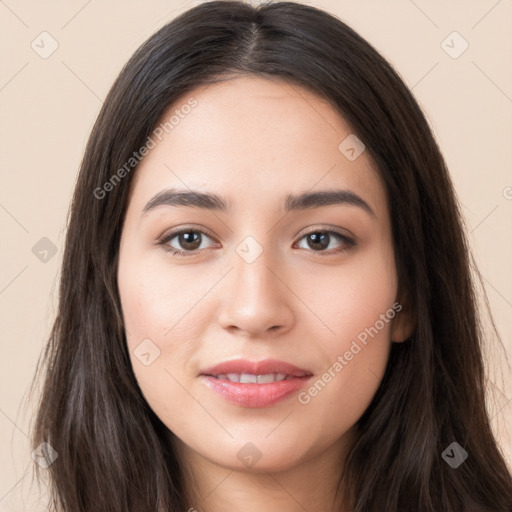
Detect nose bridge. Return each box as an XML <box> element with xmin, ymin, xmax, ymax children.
<box><xmin>217</xmin><ymin>234</ymin><xmax>294</xmax><ymax>336</ymax></box>
<box><xmin>231</xmin><ymin>236</ymin><xmax>281</xmax><ymax>302</ymax></box>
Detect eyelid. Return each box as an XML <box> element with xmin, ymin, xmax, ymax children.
<box><xmin>296</xmin><ymin>224</ymin><xmax>356</xmax><ymax>240</ymax></box>
<box><xmin>157</xmin><ymin>224</ymin><xmax>217</xmax><ymax>244</ymax></box>
<box><xmin>293</xmin><ymin>228</ymin><xmax>356</xmax><ymax>256</ymax></box>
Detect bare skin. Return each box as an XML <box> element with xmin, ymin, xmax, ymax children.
<box><xmin>117</xmin><ymin>75</ymin><xmax>413</xmax><ymax>512</ymax></box>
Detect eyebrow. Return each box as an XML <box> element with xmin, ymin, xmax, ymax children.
<box><xmin>142</xmin><ymin>187</ymin><xmax>376</xmax><ymax>217</ymax></box>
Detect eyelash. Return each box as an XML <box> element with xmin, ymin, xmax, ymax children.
<box><xmin>157</xmin><ymin>226</ymin><xmax>356</xmax><ymax>257</ymax></box>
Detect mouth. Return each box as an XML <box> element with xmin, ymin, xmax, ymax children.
<box><xmin>207</xmin><ymin>372</ymin><xmax>306</xmax><ymax>383</ymax></box>
<box><xmin>199</xmin><ymin>358</ymin><xmax>314</xmax><ymax>408</ymax></box>
<box><xmin>200</xmin><ymin>357</ymin><xmax>313</xmax><ymax>378</ymax></box>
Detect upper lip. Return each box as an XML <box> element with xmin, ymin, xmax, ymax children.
<box><xmin>200</xmin><ymin>358</ymin><xmax>313</xmax><ymax>378</ymax></box>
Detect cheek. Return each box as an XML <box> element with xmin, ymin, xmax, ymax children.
<box><xmin>293</xmin><ymin>244</ymin><xmax>396</xmax><ymax>427</ymax></box>
<box><xmin>117</xmin><ymin>254</ymin><xmax>201</xmax><ymax>409</ymax></box>
<box><xmin>119</xmin><ymin>278</ymin><xmax>199</xmax><ymax>428</ymax></box>
<box><xmin>118</xmin><ymin>251</ymin><xmax>208</xmax><ymax>346</ymax></box>
<box><xmin>304</xmin><ymin>238</ymin><xmax>397</xmax><ymax>354</ymax></box>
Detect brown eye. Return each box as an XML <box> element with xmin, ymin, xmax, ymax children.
<box><xmin>295</xmin><ymin>230</ymin><xmax>355</xmax><ymax>255</ymax></box>
<box><xmin>161</xmin><ymin>229</ymin><xmax>216</xmax><ymax>256</ymax></box>
<box><xmin>174</xmin><ymin>231</ymin><xmax>202</xmax><ymax>251</ymax></box>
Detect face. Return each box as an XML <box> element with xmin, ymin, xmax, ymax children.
<box><xmin>117</xmin><ymin>75</ymin><xmax>411</xmax><ymax>473</ymax></box>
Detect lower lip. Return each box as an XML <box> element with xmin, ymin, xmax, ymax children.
<box><xmin>200</xmin><ymin>375</ymin><xmax>312</xmax><ymax>408</ymax></box>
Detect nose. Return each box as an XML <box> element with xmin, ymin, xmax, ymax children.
<box><xmin>217</xmin><ymin>248</ymin><xmax>295</xmax><ymax>339</ymax></box>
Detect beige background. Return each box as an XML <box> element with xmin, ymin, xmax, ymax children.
<box><xmin>1</xmin><ymin>0</ymin><xmax>511</xmax><ymax>509</ymax></box>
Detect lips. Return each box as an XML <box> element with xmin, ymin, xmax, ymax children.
<box><xmin>199</xmin><ymin>358</ymin><xmax>314</xmax><ymax>408</ymax></box>
<box><xmin>200</xmin><ymin>358</ymin><xmax>313</xmax><ymax>378</ymax></box>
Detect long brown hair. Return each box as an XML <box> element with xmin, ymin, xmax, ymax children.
<box><xmin>28</xmin><ymin>1</ymin><xmax>512</xmax><ymax>510</ymax></box>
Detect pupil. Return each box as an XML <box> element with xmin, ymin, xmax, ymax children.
<box><xmin>309</xmin><ymin>233</ymin><xmax>328</xmax><ymax>250</ymax></box>
<box><xmin>180</xmin><ymin>232</ymin><xmax>200</xmax><ymax>250</ymax></box>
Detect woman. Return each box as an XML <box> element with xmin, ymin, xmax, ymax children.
<box><xmin>29</xmin><ymin>1</ymin><xmax>512</xmax><ymax>510</ymax></box>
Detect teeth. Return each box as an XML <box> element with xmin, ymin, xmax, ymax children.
<box><xmin>215</xmin><ymin>373</ymin><xmax>291</xmax><ymax>383</ymax></box>
<box><xmin>239</xmin><ymin>373</ymin><xmax>257</xmax><ymax>383</ymax></box>
<box><xmin>257</xmin><ymin>374</ymin><xmax>275</xmax><ymax>383</ymax></box>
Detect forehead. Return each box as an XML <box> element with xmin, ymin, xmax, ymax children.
<box><xmin>127</xmin><ymin>75</ymin><xmax>387</xmax><ymax>217</ymax></box>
